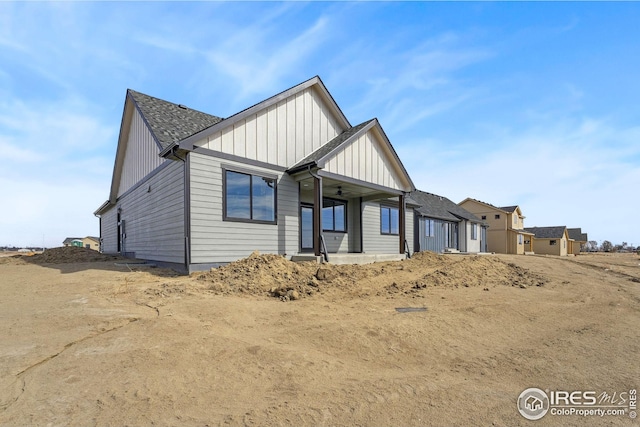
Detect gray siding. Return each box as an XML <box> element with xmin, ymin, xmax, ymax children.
<box><xmin>416</xmin><ymin>217</ymin><xmax>458</xmax><ymax>253</ymax></box>
<box><xmin>100</xmin><ymin>206</ymin><xmax>118</xmax><ymax>253</ymax></box>
<box><xmin>189</xmin><ymin>152</ymin><xmax>299</xmax><ymax>264</ymax></box>
<box><xmin>361</xmin><ymin>201</ymin><xmax>412</xmax><ymax>254</ymax></box>
<box><xmin>103</xmin><ymin>161</ymin><xmax>185</xmax><ymax>263</ymax></box>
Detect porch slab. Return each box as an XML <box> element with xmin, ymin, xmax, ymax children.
<box><xmin>325</xmin><ymin>253</ymin><xmax>407</xmax><ymax>265</ymax></box>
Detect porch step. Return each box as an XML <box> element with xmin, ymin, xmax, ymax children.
<box><xmin>443</xmin><ymin>248</ymin><xmax>460</xmax><ymax>254</ymax></box>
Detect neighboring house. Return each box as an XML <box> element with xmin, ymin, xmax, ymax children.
<box><xmin>94</xmin><ymin>76</ymin><xmax>416</xmax><ymax>272</ymax></box>
<box><xmin>524</xmin><ymin>226</ymin><xmax>571</xmax><ymax>256</ymax></box>
<box><xmin>458</xmin><ymin>198</ymin><xmax>534</xmax><ymax>254</ymax></box>
<box><xmin>409</xmin><ymin>190</ymin><xmax>487</xmax><ymax>253</ymax></box>
<box><xmin>567</xmin><ymin>228</ymin><xmax>588</xmax><ymax>255</ymax></box>
<box><xmin>63</xmin><ymin>236</ymin><xmax>100</xmax><ymax>251</ymax></box>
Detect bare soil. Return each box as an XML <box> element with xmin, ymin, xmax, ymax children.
<box><xmin>1</xmin><ymin>248</ymin><xmax>638</xmax><ymax>426</ymax></box>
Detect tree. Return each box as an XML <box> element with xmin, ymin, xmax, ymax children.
<box><xmin>601</xmin><ymin>240</ymin><xmax>613</xmax><ymax>252</ymax></box>
<box><xmin>587</xmin><ymin>241</ymin><xmax>599</xmax><ymax>252</ymax></box>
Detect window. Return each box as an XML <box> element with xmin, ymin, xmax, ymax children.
<box><xmin>224</xmin><ymin>170</ymin><xmax>276</xmax><ymax>223</ymax></box>
<box><xmin>481</xmin><ymin>215</ymin><xmax>487</xmax><ymax>220</ymax></box>
<box><xmin>425</xmin><ymin>219</ymin><xmax>435</xmax><ymax>237</ymax></box>
<box><xmin>471</xmin><ymin>224</ymin><xmax>477</xmax><ymax>240</ymax></box>
<box><xmin>513</xmin><ymin>215</ymin><xmax>518</xmax><ymax>225</ymax></box>
<box><xmin>380</xmin><ymin>205</ymin><xmax>399</xmax><ymax>235</ymax></box>
<box><xmin>495</xmin><ymin>214</ymin><xmax>500</xmax><ymax>219</ymax></box>
<box><xmin>518</xmin><ymin>234</ymin><xmax>523</xmax><ymax>245</ymax></box>
<box><xmin>550</xmin><ymin>240</ymin><xmax>557</xmax><ymax>246</ymax></box>
<box><xmin>322</xmin><ymin>198</ymin><xmax>346</xmax><ymax>232</ymax></box>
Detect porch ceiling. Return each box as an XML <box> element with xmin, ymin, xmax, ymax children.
<box><xmin>297</xmin><ymin>175</ymin><xmax>394</xmax><ymax>199</ymax></box>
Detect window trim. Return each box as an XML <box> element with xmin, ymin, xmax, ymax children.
<box><xmin>425</xmin><ymin>219</ymin><xmax>435</xmax><ymax>237</ymax></box>
<box><xmin>380</xmin><ymin>204</ymin><xmax>399</xmax><ymax>236</ymax></box>
<box><xmin>223</xmin><ymin>168</ymin><xmax>277</xmax><ymax>225</ymax></box>
<box><xmin>471</xmin><ymin>223</ymin><xmax>478</xmax><ymax>240</ymax></box>
<box><xmin>322</xmin><ymin>197</ymin><xmax>347</xmax><ymax>233</ymax></box>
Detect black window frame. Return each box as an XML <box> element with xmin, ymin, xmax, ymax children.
<box><xmin>322</xmin><ymin>197</ymin><xmax>347</xmax><ymax>233</ymax></box>
<box><xmin>223</xmin><ymin>168</ymin><xmax>277</xmax><ymax>225</ymax></box>
<box><xmin>495</xmin><ymin>214</ymin><xmax>500</xmax><ymax>219</ymax></box>
<box><xmin>380</xmin><ymin>205</ymin><xmax>399</xmax><ymax>236</ymax></box>
<box><xmin>425</xmin><ymin>219</ymin><xmax>435</xmax><ymax>237</ymax></box>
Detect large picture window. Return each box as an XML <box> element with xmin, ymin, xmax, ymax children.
<box><xmin>322</xmin><ymin>198</ymin><xmax>346</xmax><ymax>232</ymax></box>
<box><xmin>381</xmin><ymin>205</ymin><xmax>399</xmax><ymax>235</ymax></box>
<box><xmin>224</xmin><ymin>170</ymin><xmax>276</xmax><ymax>223</ymax></box>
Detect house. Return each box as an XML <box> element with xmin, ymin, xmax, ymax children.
<box><xmin>409</xmin><ymin>190</ymin><xmax>487</xmax><ymax>253</ymax></box>
<box><xmin>523</xmin><ymin>226</ymin><xmax>571</xmax><ymax>256</ymax></box>
<box><xmin>567</xmin><ymin>228</ymin><xmax>588</xmax><ymax>255</ymax></box>
<box><xmin>94</xmin><ymin>76</ymin><xmax>416</xmax><ymax>272</ymax></box>
<box><xmin>63</xmin><ymin>236</ymin><xmax>100</xmax><ymax>251</ymax></box>
<box><xmin>458</xmin><ymin>198</ymin><xmax>534</xmax><ymax>254</ymax></box>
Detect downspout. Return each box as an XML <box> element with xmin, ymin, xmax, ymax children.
<box><xmin>171</xmin><ymin>145</ymin><xmax>190</xmax><ymax>271</ymax></box>
<box><xmin>307</xmin><ymin>165</ymin><xmax>328</xmax><ymax>262</ymax></box>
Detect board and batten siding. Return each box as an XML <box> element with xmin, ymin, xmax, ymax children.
<box><xmin>189</xmin><ymin>152</ymin><xmax>299</xmax><ymax>264</ymax></box>
<box><xmin>108</xmin><ymin>161</ymin><xmax>185</xmax><ymax>263</ymax></box>
<box><xmin>416</xmin><ymin>217</ymin><xmax>453</xmax><ymax>253</ymax></box>
<box><xmin>194</xmin><ymin>87</ymin><xmax>345</xmax><ymax>168</ymax></box>
<box><xmin>361</xmin><ymin>201</ymin><xmax>414</xmax><ymax>254</ymax></box>
<box><xmin>324</xmin><ymin>129</ymin><xmax>405</xmax><ymax>191</ymax></box>
<box><xmin>117</xmin><ymin>108</ymin><xmax>165</xmax><ymax>197</ymax></box>
<box><xmin>100</xmin><ymin>206</ymin><xmax>118</xmax><ymax>253</ymax></box>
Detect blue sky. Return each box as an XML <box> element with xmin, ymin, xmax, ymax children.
<box><xmin>1</xmin><ymin>2</ymin><xmax>639</xmax><ymax>248</ymax></box>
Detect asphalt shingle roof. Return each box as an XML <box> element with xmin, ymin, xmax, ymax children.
<box><xmin>128</xmin><ymin>90</ymin><xmax>224</xmax><ymax>150</ymax></box>
<box><xmin>410</xmin><ymin>190</ymin><xmax>484</xmax><ymax>223</ymax></box>
<box><xmin>524</xmin><ymin>226</ymin><xmax>567</xmax><ymax>239</ymax></box>
<box><xmin>567</xmin><ymin>228</ymin><xmax>588</xmax><ymax>242</ymax></box>
<box><xmin>289</xmin><ymin>120</ymin><xmax>374</xmax><ymax>171</ymax></box>
<box><xmin>498</xmin><ymin>205</ymin><xmax>518</xmax><ymax>213</ymax></box>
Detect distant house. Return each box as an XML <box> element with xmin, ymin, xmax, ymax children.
<box><xmin>63</xmin><ymin>236</ymin><xmax>100</xmax><ymax>251</ymax></box>
<box><xmin>567</xmin><ymin>228</ymin><xmax>588</xmax><ymax>255</ymax></box>
<box><xmin>94</xmin><ymin>76</ymin><xmax>416</xmax><ymax>272</ymax></box>
<box><xmin>458</xmin><ymin>198</ymin><xmax>534</xmax><ymax>254</ymax></box>
<box><xmin>409</xmin><ymin>190</ymin><xmax>487</xmax><ymax>253</ymax></box>
<box><xmin>523</xmin><ymin>226</ymin><xmax>571</xmax><ymax>256</ymax></box>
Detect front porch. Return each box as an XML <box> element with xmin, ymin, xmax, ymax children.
<box><xmin>290</xmin><ymin>252</ymin><xmax>407</xmax><ymax>265</ymax></box>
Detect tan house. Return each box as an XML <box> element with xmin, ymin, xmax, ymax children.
<box><xmin>458</xmin><ymin>198</ymin><xmax>534</xmax><ymax>254</ymax></box>
<box><xmin>567</xmin><ymin>228</ymin><xmax>588</xmax><ymax>255</ymax></box>
<box><xmin>524</xmin><ymin>226</ymin><xmax>571</xmax><ymax>256</ymax></box>
<box><xmin>63</xmin><ymin>236</ymin><xmax>100</xmax><ymax>251</ymax></box>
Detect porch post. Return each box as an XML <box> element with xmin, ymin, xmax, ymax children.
<box><xmin>313</xmin><ymin>175</ymin><xmax>322</xmax><ymax>257</ymax></box>
<box><xmin>399</xmin><ymin>193</ymin><xmax>406</xmax><ymax>254</ymax></box>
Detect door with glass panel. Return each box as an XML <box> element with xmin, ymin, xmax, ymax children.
<box><xmin>300</xmin><ymin>204</ymin><xmax>314</xmax><ymax>252</ymax></box>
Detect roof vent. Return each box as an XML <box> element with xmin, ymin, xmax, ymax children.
<box><xmin>178</xmin><ymin>104</ymin><xmax>187</xmax><ymax>109</ymax></box>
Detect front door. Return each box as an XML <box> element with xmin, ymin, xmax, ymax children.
<box><xmin>300</xmin><ymin>204</ymin><xmax>314</xmax><ymax>252</ymax></box>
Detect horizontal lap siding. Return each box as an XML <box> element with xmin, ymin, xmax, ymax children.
<box><xmin>189</xmin><ymin>153</ymin><xmax>298</xmax><ymax>264</ymax></box>
<box><xmin>116</xmin><ymin>162</ymin><xmax>185</xmax><ymax>263</ymax></box>
<box><xmin>100</xmin><ymin>207</ymin><xmax>117</xmax><ymax>253</ymax></box>
<box><xmin>361</xmin><ymin>202</ymin><xmax>411</xmax><ymax>254</ymax></box>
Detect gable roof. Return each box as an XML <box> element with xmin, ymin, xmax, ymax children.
<box><xmin>524</xmin><ymin>226</ymin><xmax>568</xmax><ymax>239</ymax></box>
<box><xmin>460</xmin><ymin>198</ymin><xmax>524</xmax><ymax>216</ymax></box>
<box><xmin>63</xmin><ymin>237</ymin><xmax>82</xmax><ymax>245</ymax></box>
<box><xmin>128</xmin><ymin>90</ymin><xmax>223</xmax><ymax>150</ymax></box>
<box><xmin>289</xmin><ymin>120</ymin><xmax>374</xmax><ymax>172</ymax></box>
<box><xmin>409</xmin><ymin>190</ymin><xmax>485</xmax><ymax>224</ymax></box>
<box><xmin>567</xmin><ymin>228</ymin><xmax>585</xmax><ymax>241</ymax></box>
<box><xmin>175</xmin><ymin>75</ymin><xmax>351</xmax><ymax>155</ymax></box>
<box><xmin>288</xmin><ymin>118</ymin><xmax>415</xmax><ymax>192</ymax></box>
<box><xmin>499</xmin><ymin>205</ymin><xmax>518</xmax><ymax>213</ymax></box>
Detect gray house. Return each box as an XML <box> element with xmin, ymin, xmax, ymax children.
<box><xmin>409</xmin><ymin>190</ymin><xmax>487</xmax><ymax>253</ymax></box>
<box><xmin>95</xmin><ymin>76</ymin><xmax>416</xmax><ymax>272</ymax></box>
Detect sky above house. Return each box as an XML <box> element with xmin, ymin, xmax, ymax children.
<box><xmin>1</xmin><ymin>2</ymin><xmax>639</xmax><ymax>248</ymax></box>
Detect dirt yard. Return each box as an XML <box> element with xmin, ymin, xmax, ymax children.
<box><xmin>0</xmin><ymin>248</ymin><xmax>638</xmax><ymax>426</ymax></box>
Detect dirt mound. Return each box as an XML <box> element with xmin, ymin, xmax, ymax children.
<box><xmin>196</xmin><ymin>251</ymin><xmax>548</xmax><ymax>300</ymax></box>
<box><xmin>197</xmin><ymin>252</ymin><xmax>320</xmax><ymax>299</ymax></box>
<box><xmin>24</xmin><ymin>246</ymin><xmax>125</xmax><ymax>264</ymax></box>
